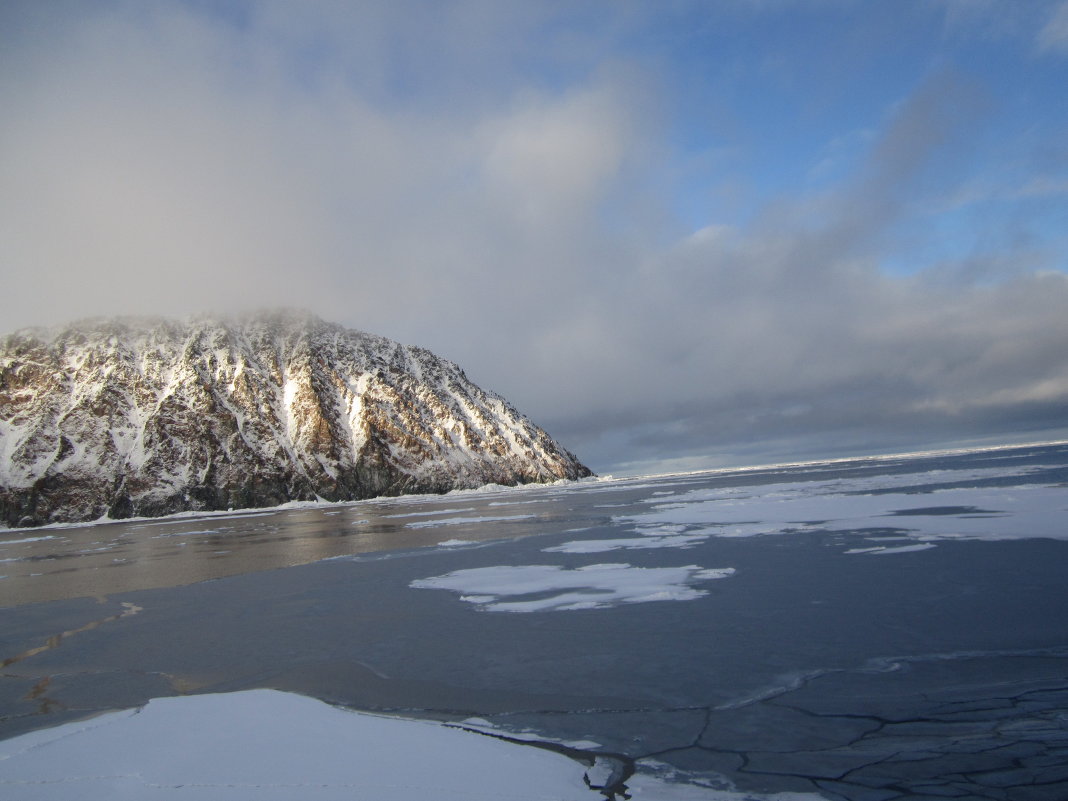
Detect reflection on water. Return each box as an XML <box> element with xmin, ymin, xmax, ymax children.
<box><xmin>0</xmin><ymin>485</ymin><xmax>608</xmax><ymax>607</ymax></box>
<box><xmin>4</xmin><ymin>441</ymin><xmax>1067</xmax><ymax>609</ymax></box>
<box><xmin>1</xmin><ymin>600</ymin><xmax>145</xmax><ymax>719</ymax></box>
<box><xmin>1</xmin><ymin>602</ymin><xmax>143</xmax><ymax>669</ymax></box>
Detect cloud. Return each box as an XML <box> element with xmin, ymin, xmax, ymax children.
<box><xmin>478</xmin><ymin>85</ymin><xmax>631</xmax><ymax>229</ymax></box>
<box><xmin>528</xmin><ymin>72</ymin><xmax>1068</xmax><ymax>469</ymax></box>
<box><xmin>0</xmin><ymin>1</ymin><xmax>344</xmax><ymax>321</ymax></box>
<box><xmin>1038</xmin><ymin>1</ymin><xmax>1068</xmax><ymax>53</ymax></box>
<box><xmin>0</xmin><ymin>1</ymin><xmax>655</xmax><ymax>331</ymax></box>
<box><xmin>2</xmin><ymin>1</ymin><xmax>1066</xmax><ymax>473</ymax></box>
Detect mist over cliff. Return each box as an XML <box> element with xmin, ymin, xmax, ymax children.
<box><xmin>0</xmin><ymin>311</ymin><xmax>591</xmax><ymax>527</ymax></box>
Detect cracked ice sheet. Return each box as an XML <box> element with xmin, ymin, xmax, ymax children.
<box><xmin>618</xmin><ymin>482</ymin><xmax>1068</xmax><ymax>547</ymax></box>
<box><xmin>411</xmin><ymin>563</ymin><xmax>736</xmax><ymax>612</ymax></box>
<box><xmin>0</xmin><ymin>689</ymin><xmax>820</xmax><ymax>801</ymax></box>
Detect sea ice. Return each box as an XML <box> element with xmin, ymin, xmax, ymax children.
<box><xmin>844</xmin><ymin>543</ymin><xmax>939</xmax><ymax>555</ymax></box>
<box><xmin>544</xmin><ymin>533</ymin><xmax>711</xmax><ymax>553</ymax></box>
<box><xmin>411</xmin><ymin>563</ymin><xmax>736</xmax><ymax>612</ymax></box>
<box><xmin>404</xmin><ymin>513</ymin><xmax>536</xmax><ymax>529</ymax></box>
<box><xmin>618</xmin><ymin>477</ymin><xmax>1068</xmax><ymax>548</ymax></box>
<box><xmin>0</xmin><ymin>689</ymin><xmax>790</xmax><ymax>800</ymax></box>
<box><xmin>544</xmin><ymin>523</ymin><xmax>726</xmax><ymax>554</ymax></box>
<box><xmin>0</xmin><ymin>689</ymin><xmax>589</xmax><ymax>800</ymax></box>
<box><xmin>383</xmin><ymin>507</ymin><xmax>477</xmax><ymax>518</ymax></box>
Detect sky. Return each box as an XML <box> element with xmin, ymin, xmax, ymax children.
<box><xmin>2</xmin><ymin>0</ymin><xmax>1067</xmax><ymax>475</ymax></box>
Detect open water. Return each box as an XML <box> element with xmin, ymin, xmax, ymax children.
<box><xmin>2</xmin><ymin>442</ymin><xmax>1068</xmax><ymax>799</ymax></box>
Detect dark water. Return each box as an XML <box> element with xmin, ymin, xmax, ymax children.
<box><xmin>2</xmin><ymin>442</ymin><xmax>1068</xmax><ymax>800</ymax></box>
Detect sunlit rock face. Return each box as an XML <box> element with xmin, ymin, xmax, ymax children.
<box><xmin>0</xmin><ymin>311</ymin><xmax>591</xmax><ymax>527</ymax></box>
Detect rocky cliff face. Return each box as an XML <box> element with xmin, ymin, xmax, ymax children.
<box><xmin>0</xmin><ymin>312</ymin><xmax>591</xmax><ymax>527</ymax></box>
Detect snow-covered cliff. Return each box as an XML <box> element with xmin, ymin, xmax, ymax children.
<box><xmin>0</xmin><ymin>312</ymin><xmax>591</xmax><ymax>527</ymax></box>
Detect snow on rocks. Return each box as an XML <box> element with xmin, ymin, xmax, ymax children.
<box><xmin>0</xmin><ymin>311</ymin><xmax>591</xmax><ymax>527</ymax></box>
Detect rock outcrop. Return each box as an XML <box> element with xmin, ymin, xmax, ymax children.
<box><xmin>0</xmin><ymin>311</ymin><xmax>591</xmax><ymax>527</ymax></box>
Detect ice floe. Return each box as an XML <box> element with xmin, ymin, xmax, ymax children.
<box><xmin>844</xmin><ymin>543</ymin><xmax>939</xmax><ymax>555</ymax></box>
<box><xmin>616</xmin><ymin>476</ymin><xmax>1068</xmax><ymax>551</ymax></box>
<box><xmin>0</xmin><ymin>688</ymin><xmax>813</xmax><ymax>800</ymax></box>
<box><xmin>543</xmin><ymin>520</ymin><xmax>731</xmax><ymax>554</ymax></box>
<box><xmin>411</xmin><ymin>563</ymin><xmax>736</xmax><ymax>612</ymax></box>
<box><xmin>0</xmin><ymin>689</ymin><xmax>589</xmax><ymax>800</ymax></box>
<box><xmin>382</xmin><ymin>507</ymin><xmax>477</xmax><ymax>519</ymax></box>
<box><xmin>404</xmin><ymin>513</ymin><xmax>536</xmax><ymax>529</ymax></box>
<box><xmin>545</xmin><ymin>527</ymin><xmax>714</xmax><ymax>554</ymax></box>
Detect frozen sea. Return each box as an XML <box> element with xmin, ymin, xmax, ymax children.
<box><xmin>2</xmin><ymin>442</ymin><xmax>1068</xmax><ymax>800</ymax></box>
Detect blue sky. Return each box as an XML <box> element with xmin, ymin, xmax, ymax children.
<box><xmin>2</xmin><ymin>0</ymin><xmax>1067</xmax><ymax>473</ymax></box>
<box><xmin>649</xmin><ymin>3</ymin><xmax>1068</xmax><ymax>272</ymax></box>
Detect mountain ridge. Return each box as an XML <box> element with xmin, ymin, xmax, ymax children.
<box><xmin>0</xmin><ymin>311</ymin><xmax>591</xmax><ymax>527</ymax></box>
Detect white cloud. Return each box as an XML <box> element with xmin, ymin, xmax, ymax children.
<box><xmin>2</xmin><ymin>1</ymin><xmax>1067</xmax><ymax>473</ymax></box>
<box><xmin>479</xmin><ymin>85</ymin><xmax>631</xmax><ymax>229</ymax></box>
<box><xmin>1016</xmin><ymin>176</ymin><xmax>1068</xmax><ymax>198</ymax></box>
<box><xmin>1037</xmin><ymin>1</ymin><xmax>1068</xmax><ymax>53</ymax></box>
<box><xmin>0</xmin><ymin>3</ymin><xmax>648</xmax><ymax>334</ymax></box>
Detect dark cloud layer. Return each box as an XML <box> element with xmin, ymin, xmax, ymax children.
<box><xmin>2</xmin><ymin>0</ymin><xmax>1067</xmax><ymax>473</ymax></box>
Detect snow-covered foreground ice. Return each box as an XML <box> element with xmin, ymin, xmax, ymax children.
<box><xmin>0</xmin><ymin>689</ymin><xmax>586</xmax><ymax>800</ymax></box>
<box><xmin>0</xmin><ymin>688</ymin><xmax>822</xmax><ymax>801</ymax></box>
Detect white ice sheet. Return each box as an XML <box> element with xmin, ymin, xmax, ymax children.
<box><xmin>412</xmin><ymin>562</ymin><xmax>736</xmax><ymax>612</ymax></box>
<box><xmin>0</xmin><ymin>689</ymin><xmax>818</xmax><ymax>800</ymax></box>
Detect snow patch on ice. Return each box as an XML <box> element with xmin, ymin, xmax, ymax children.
<box><xmin>617</xmin><ymin>472</ymin><xmax>1068</xmax><ymax>549</ymax></box>
<box><xmin>544</xmin><ymin>533</ymin><xmax>711</xmax><ymax>553</ymax></box>
<box><xmin>383</xmin><ymin>507</ymin><xmax>477</xmax><ymax>519</ymax></box>
<box><xmin>0</xmin><ymin>689</ymin><xmax>599</xmax><ymax>800</ymax></box>
<box><xmin>0</xmin><ymin>534</ymin><xmax>59</xmax><ymax>545</ymax></box>
<box><xmin>412</xmin><ymin>563</ymin><xmax>736</xmax><ymax>612</ymax></box>
<box><xmin>846</xmin><ymin>542</ymin><xmax>939</xmax><ymax>555</ymax></box>
<box><xmin>544</xmin><ymin>522</ymin><xmax>724</xmax><ymax>553</ymax></box>
<box><xmin>405</xmin><ymin>514</ymin><xmax>536</xmax><ymax>529</ymax></box>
